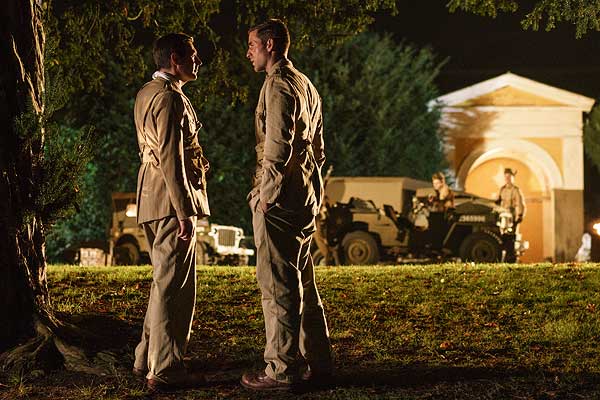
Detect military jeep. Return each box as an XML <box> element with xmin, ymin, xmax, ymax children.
<box><xmin>110</xmin><ymin>192</ymin><xmax>254</xmax><ymax>266</ymax></box>
<box><xmin>314</xmin><ymin>181</ymin><xmax>525</xmax><ymax>265</ymax></box>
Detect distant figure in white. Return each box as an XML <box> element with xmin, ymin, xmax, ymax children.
<box><xmin>575</xmin><ymin>233</ymin><xmax>591</xmax><ymax>262</ymax></box>
<box><xmin>411</xmin><ymin>196</ymin><xmax>430</xmax><ymax>230</ymax></box>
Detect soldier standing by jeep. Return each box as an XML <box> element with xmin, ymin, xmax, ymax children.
<box><xmin>498</xmin><ymin>168</ymin><xmax>526</xmax><ymax>230</ymax></box>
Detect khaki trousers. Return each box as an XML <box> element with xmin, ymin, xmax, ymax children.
<box><xmin>251</xmin><ymin>198</ymin><xmax>332</xmax><ymax>383</ymax></box>
<box><xmin>134</xmin><ymin>216</ymin><xmax>197</xmax><ymax>383</ymax></box>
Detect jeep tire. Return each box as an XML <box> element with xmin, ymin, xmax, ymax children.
<box><xmin>312</xmin><ymin>248</ymin><xmax>327</xmax><ymax>266</ymax></box>
<box><xmin>342</xmin><ymin>231</ymin><xmax>380</xmax><ymax>265</ymax></box>
<box><xmin>459</xmin><ymin>232</ymin><xmax>502</xmax><ymax>263</ymax></box>
<box><xmin>114</xmin><ymin>241</ymin><xmax>140</xmax><ymax>265</ymax></box>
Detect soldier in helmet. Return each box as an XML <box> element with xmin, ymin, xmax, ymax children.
<box><xmin>498</xmin><ymin>168</ymin><xmax>526</xmax><ymax>230</ymax></box>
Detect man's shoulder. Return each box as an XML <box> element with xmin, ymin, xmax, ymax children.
<box><xmin>137</xmin><ymin>78</ymin><xmax>180</xmax><ymax>100</ymax></box>
<box><xmin>269</xmin><ymin>64</ymin><xmax>320</xmax><ymax>99</ymax></box>
<box><xmin>136</xmin><ymin>79</ymin><xmax>185</xmax><ymax>111</ymax></box>
<box><xmin>283</xmin><ymin>64</ymin><xmax>316</xmax><ymax>86</ymax></box>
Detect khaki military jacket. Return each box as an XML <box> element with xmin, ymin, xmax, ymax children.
<box><xmin>499</xmin><ymin>184</ymin><xmax>526</xmax><ymax>220</ymax></box>
<box><xmin>134</xmin><ymin>74</ymin><xmax>210</xmax><ymax>224</ymax></box>
<box><xmin>250</xmin><ymin>58</ymin><xmax>325</xmax><ymax>216</ymax></box>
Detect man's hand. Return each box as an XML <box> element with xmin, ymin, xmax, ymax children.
<box><xmin>178</xmin><ymin>217</ymin><xmax>194</xmax><ymax>241</ymax></box>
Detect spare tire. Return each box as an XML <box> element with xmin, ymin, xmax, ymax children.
<box><xmin>342</xmin><ymin>231</ymin><xmax>380</xmax><ymax>265</ymax></box>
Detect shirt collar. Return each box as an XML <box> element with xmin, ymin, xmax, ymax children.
<box><xmin>267</xmin><ymin>58</ymin><xmax>293</xmax><ymax>76</ymax></box>
<box><xmin>152</xmin><ymin>71</ymin><xmax>182</xmax><ymax>90</ymax></box>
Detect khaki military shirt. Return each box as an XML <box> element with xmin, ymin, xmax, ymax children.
<box><xmin>134</xmin><ymin>73</ymin><xmax>210</xmax><ymax>224</ymax></box>
<box><xmin>250</xmin><ymin>58</ymin><xmax>325</xmax><ymax>216</ymax></box>
<box><xmin>499</xmin><ymin>184</ymin><xmax>526</xmax><ymax>220</ymax></box>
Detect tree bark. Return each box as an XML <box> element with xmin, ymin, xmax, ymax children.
<box><xmin>0</xmin><ymin>0</ymin><xmax>51</xmax><ymax>354</ymax></box>
<box><xmin>0</xmin><ymin>1</ymin><xmax>113</xmax><ymax>377</ymax></box>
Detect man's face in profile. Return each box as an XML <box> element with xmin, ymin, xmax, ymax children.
<box><xmin>247</xmin><ymin>30</ymin><xmax>268</xmax><ymax>72</ymax></box>
<box><xmin>175</xmin><ymin>42</ymin><xmax>202</xmax><ymax>82</ymax></box>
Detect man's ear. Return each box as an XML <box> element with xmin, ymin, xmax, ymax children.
<box><xmin>266</xmin><ymin>38</ymin><xmax>274</xmax><ymax>52</ymax></box>
<box><xmin>170</xmin><ymin>52</ymin><xmax>180</xmax><ymax>66</ymax></box>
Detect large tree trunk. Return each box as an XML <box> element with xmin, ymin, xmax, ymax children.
<box><xmin>0</xmin><ymin>1</ymin><xmax>109</xmax><ymax>376</ymax></box>
<box><xmin>0</xmin><ymin>0</ymin><xmax>51</xmax><ymax>352</ymax></box>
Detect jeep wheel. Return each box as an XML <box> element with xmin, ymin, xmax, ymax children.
<box><xmin>196</xmin><ymin>243</ymin><xmax>209</xmax><ymax>266</ymax></box>
<box><xmin>234</xmin><ymin>251</ymin><xmax>250</xmax><ymax>267</ymax></box>
<box><xmin>459</xmin><ymin>233</ymin><xmax>501</xmax><ymax>263</ymax></box>
<box><xmin>114</xmin><ymin>241</ymin><xmax>140</xmax><ymax>265</ymax></box>
<box><xmin>312</xmin><ymin>248</ymin><xmax>327</xmax><ymax>266</ymax></box>
<box><xmin>342</xmin><ymin>231</ymin><xmax>380</xmax><ymax>265</ymax></box>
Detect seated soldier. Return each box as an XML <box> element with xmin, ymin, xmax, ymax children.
<box><xmin>428</xmin><ymin>172</ymin><xmax>454</xmax><ymax>212</ymax></box>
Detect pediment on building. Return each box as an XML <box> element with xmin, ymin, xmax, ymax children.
<box><xmin>435</xmin><ymin>73</ymin><xmax>594</xmax><ymax>111</ymax></box>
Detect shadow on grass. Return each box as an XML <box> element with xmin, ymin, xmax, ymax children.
<box><xmin>336</xmin><ymin>364</ymin><xmax>566</xmax><ymax>387</ymax></box>
<box><xmin>28</xmin><ymin>314</ymin><xmax>600</xmax><ymax>398</ymax></box>
<box><xmin>55</xmin><ymin>312</ymin><xmax>141</xmax><ymax>358</ymax></box>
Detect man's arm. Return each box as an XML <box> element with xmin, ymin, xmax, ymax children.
<box><xmin>259</xmin><ymin>77</ymin><xmax>296</xmax><ymax>207</ymax></box>
<box><xmin>312</xmin><ymin>96</ymin><xmax>325</xmax><ymax>168</ymax></box>
<box><xmin>516</xmin><ymin>187</ymin><xmax>526</xmax><ymax>220</ymax></box>
<box><xmin>154</xmin><ymin>91</ymin><xmax>196</xmax><ymax>220</ymax></box>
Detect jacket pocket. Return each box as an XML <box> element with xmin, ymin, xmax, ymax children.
<box><xmin>186</xmin><ymin>155</ymin><xmax>207</xmax><ymax>190</ymax></box>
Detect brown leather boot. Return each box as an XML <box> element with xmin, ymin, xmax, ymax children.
<box><xmin>146</xmin><ymin>370</ymin><xmax>206</xmax><ymax>393</ymax></box>
<box><xmin>240</xmin><ymin>370</ymin><xmax>294</xmax><ymax>391</ymax></box>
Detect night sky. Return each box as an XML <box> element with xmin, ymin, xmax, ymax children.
<box><xmin>372</xmin><ymin>2</ymin><xmax>600</xmax><ymax>100</ymax></box>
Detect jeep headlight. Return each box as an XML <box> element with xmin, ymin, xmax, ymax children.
<box><xmin>594</xmin><ymin>222</ymin><xmax>600</xmax><ymax>236</ymax></box>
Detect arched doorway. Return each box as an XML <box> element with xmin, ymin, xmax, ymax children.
<box><xmin>456</xmin><ymin>139</ymin><xmax>563</xmax><ymax>262</ymax></box>
<box><xmin>464</xmin><ymin>158</ymin><xmax>546</xmax><ymax>263</ymax></box>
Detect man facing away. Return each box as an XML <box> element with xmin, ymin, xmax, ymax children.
<box><xmin>498</xmin><ymin>168</ymin><xmax>526</xmax><ymax>230</ymax></box>
<box><xmin>132</xmin><ymin>33</ymin><xmax>209</xmax><ymax>392</ymax></box>
<box><xmin>241</xmin><ymin>19</ymin><xmax>333</xmax><ymax>391</ymax></box>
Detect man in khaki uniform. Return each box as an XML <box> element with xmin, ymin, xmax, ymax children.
<box><xmin>498</xmin><ymin>168</ymin><xmax>526</xmax><ymax>229</ymax></box>
<box><xmin>132</xmin><ymin>33</ymin><xmax>209</xmax><ymax>392</ymax></box>
<box><xmin>241</xmin><ymin>19</ymin><xmax>333</xmax><ymax>391</ymax></box>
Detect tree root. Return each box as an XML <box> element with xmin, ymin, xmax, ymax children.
<box><xmin>0</xmin><ymin>316</ymin><xmax>115</xmax><ymax>379</ymax></box>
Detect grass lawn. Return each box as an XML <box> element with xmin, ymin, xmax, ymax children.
<box><xmin>2</xmin><ymin>263</ymin><xmax>600</xmax><ymax>399</ymax></box>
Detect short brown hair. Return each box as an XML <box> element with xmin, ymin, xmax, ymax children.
<box><xmin>248</xmin><ymin>19</ymin><xmax>290</xmax><ymax>54</ymax></box>
<box><xmin>432</xmin><ymin>172</ymin><xmax>445</xmax><ymax>182</ymax></box>
<box><xmin>153</xmin><ymin>33</ymin><xmax>194</xmax><ymax>69</ymax></box>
